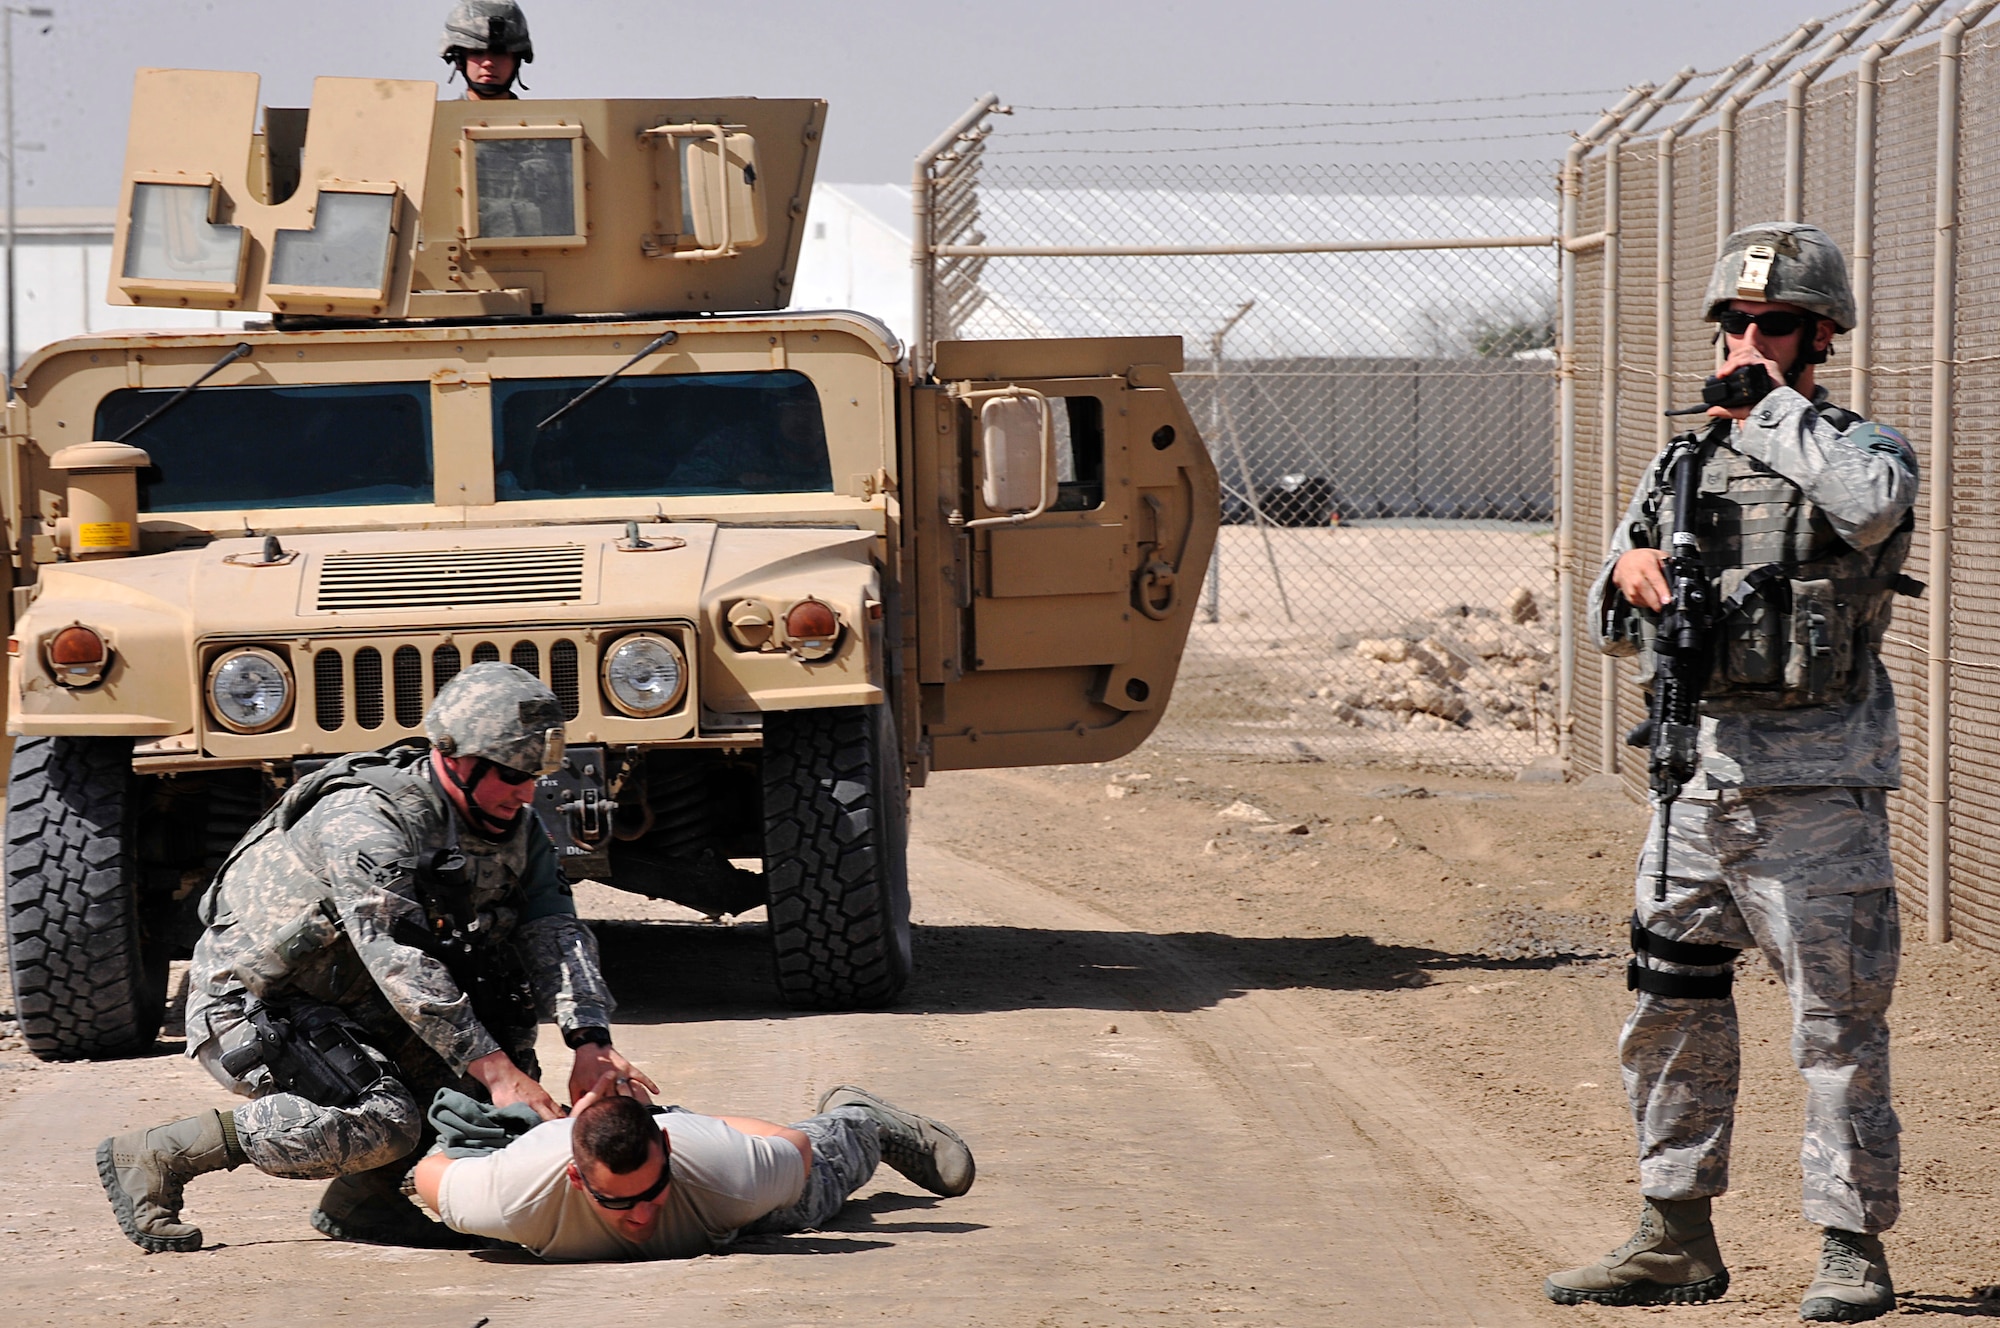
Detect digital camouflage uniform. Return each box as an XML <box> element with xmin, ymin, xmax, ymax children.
<box><xmin>96</xmin><ymin>662</ymin><xmax>615</xmax><ymax>1254</ymax></box>
<box><xmin>1590</xmin><ymin>378</ymin><xmax>1919</xmax><ymax>1236</ymax></box>
<box><xmin>184</xmin><ymin>738</ymin><xmax>612</xmax><ymax>1180</ymax></box>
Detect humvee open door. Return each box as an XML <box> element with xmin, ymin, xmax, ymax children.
<box><xmin>904</xmin><ymin>337</ymin><xmax>1217</xmax><ymax>778</ymax></box>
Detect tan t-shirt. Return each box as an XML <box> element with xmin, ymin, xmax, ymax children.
<box><xmin>436</xmin><ymin>1111</ymin><xmax>806</xmax><ymax>1260</ymax></box>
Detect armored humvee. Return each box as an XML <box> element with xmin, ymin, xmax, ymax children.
<box><xmin>1</xmin><ymin>71</ymin><xmax>1218</xmax><ymax>1059</ymax></box>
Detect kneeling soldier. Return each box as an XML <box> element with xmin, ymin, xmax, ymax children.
<box><xmin>96</xmin><ymin>662</ymin><xmax>655</xmax><ymax>1250</ymax></box>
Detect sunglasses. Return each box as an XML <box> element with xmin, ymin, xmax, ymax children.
<box><xmin>1716</xmin><ymin>309</ymin><xmax>1814</xmax><ymax>338</ymax></box>
<box><xmin>480</xmin><ymin>759</ymin><xmax>538</xmax><ymax>787</ymax></box>
<box><xmin>570</xmin><ymin>1154</ymin><xmax>671</xmax><ymax>1210</ymax></box>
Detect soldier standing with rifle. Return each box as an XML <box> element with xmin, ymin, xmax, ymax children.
<box><xmin>95</xmin><ymin>663</ymin><xmax>657</xmax><ymax>1251</ymax></box>
<box><xmin>1544</xmin><ymin>223</ymin><xmax>1921</xmax><ymax>1323</ymax></box>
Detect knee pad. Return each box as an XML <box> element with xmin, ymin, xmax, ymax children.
<box><xmin>1629</xmin><ymin>913</ymin><xmax>1740</xmax><ymax>1000</ymax></box>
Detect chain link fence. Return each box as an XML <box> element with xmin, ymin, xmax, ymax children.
<box><xmin>1561</xmin><ymin>1</ymin><xmax>2000</xmax><ymax>947</ymax></box>
<box><xmin>918</xmin><ymin>140</ymin><xmax>1563</xmax><ymax>773</ymax></box>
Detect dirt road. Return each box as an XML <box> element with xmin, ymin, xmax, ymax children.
<box><xmin>6</xmin><ymin>752</ymin><xmax>2000</xmax><ymax>1324</ymax></box>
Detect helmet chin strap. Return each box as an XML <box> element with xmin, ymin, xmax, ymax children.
<box><xmin>455</xmin><ymin>54</ymin><xmax>520</xmax><ymax>100</ymax></box>
<box><xmin>433</xmin><ymin>753</ymin><xmax>520</xmax><ymax>840</ymax></box>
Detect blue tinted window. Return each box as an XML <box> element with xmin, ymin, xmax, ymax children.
<box><xmin>492</xmin><ymin>370</ymin><xmax>832</xmax><ymax>501</ymax></box>
<box><xmin>94</xmin><ymin>382</ymin><xmax>433</xmax><ymax>512</ymax></box>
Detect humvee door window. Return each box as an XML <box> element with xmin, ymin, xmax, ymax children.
<box><xmin>122</xmin><ymin>183</ymin><xmax>245</xmax><ymax>287</ymax></box>
<box><xmin>269</xmin><ymin>191</ymin><xmax>397</xmax><ymax>292</ymax></box>
<box><xmin>94</xmin><ymin>383</ymin><xmax>433</xmax><ymax>512</ymax></box>
<box><xmin>1052</xmin><ymin>395</ymin><xmax>1106</xmax><ymax>512</ymax></box>
<box><xmin>469</xmin><ymin>135</ymin><xmax>581</xmax><ymax>242</ymax></box>
<box><xmin>493</xmin><ymin>370</ymin><xmax>833</xmax><ymax>501</ymax></box>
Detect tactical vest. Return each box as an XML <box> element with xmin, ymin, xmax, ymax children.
<box><xmin>197</xmin><ymin>745</ymin><xmax>530</xmax><ymax>993</ymax></box>
<box><xmin>1638</xmin><ymin>421</ymin><xmax>1915</xmax><ymax>711</ymax></box>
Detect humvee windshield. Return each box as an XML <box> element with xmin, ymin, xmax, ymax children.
<box><xmin>493</xmin><ymin>369</ymin><xmax>833</xmax><ymax>500</ymax></box>
<box><xmin>95</xmin><ymin>382</ymin><xmax>433</xmax><ymax>512</ymax></box>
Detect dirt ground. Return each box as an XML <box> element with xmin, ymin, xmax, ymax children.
<box><xmin>6</xmin><ymin>752</ymin><xmax>2000</xmax><ymax>1324</ymax></box>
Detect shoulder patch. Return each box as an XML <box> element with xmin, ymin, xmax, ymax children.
<box><xmin>1847</xmin><ymin>421</ymin><xmax>1917</xmax><ymax>469</ymax></box>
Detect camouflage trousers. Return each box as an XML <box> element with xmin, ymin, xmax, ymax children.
<box><xmin>189</xmin><ymin>990</ymin><xmax>467</xmax><ymax>1182</ymax></box>
<box><xmin>1625</xmin><ymin>785</ymin><xmax>1901</xmax><ymax>1234</ymax></box>
<box><xmin>739</xmin><ymin>1109</ymin><xmax>882</xmax><ymax>1236</ymax></box>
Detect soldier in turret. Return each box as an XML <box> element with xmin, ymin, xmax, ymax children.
<box><xmin>95</xmin><ymin>663</ymin><xmax>656</xmax><ymax>1251</ymax></box>
<box><xmin>440</xmin><ymin>0</ymin><xmax>534</xmax><ymax>102</ymax></box>
<box><xmin>1545</xmin><ymin>224</ymin><xmax>1919</xmax><ymax>1323</ymax></box>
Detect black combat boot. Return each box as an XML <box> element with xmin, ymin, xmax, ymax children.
<box><xmin>97</xmin><ymin>1108</ymin><xmax>247</xmax><ymax>1252</ymax></box>
<box><xmin>1544</xmin><ymin>1196</ymin><xmax>1730</xmax><ymax>1306</ymax></box>
<box><xmin>1799</xmin><ymin>1228</ymin><xmax>1894</xmax><ymax>1322</ymax></box>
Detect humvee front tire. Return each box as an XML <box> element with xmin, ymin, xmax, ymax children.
<box><xmin>3</xmin><ymin>736</ymin><xmax>164</xmax><ymax>1059</ymax></box>
<box><xmin>762</xmin><ymin>705</ymin><xmax>911</xmax><ymax>1009</ymax></box>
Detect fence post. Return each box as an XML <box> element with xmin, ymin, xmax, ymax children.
<box><xmin>911</xmin><ymin>94</ymin><xmax>1004</xmax><ymax>381</ymax></box>
<box><xmin>1852</xmin><ymin>3</ymin><xmax>1947</xmax><ymax>416</ymax></box>
<box><xmin>1587</xmin><ymin>77</ymin><xmax>1690</xmax><ymax>777</ymax></box>
<box><xmin>1784</xmin><ymin>3</ymin><xmax>1896</xmax><ymax>222</ymax></box>
<box><xmin>1926</xmin><ymin>1</ymin><xmax>1999</xmax><ymax>943</ymax></box>
<box><xmin>1558</xmin><ymin>87</ymin><xmax>1653</xmax><ymax>774</ymax></box>
<box><xmin>1716</xmin><ymin>21</ymin><xmax>1824</xmax><ymax>245</ymax></box>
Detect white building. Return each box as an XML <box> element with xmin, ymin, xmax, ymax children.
<box><xmin>789</xmin><ymin>181</ymin><xmax>1557</xmax><ymax>360</ymax></box>
<box><xmin>4</xmin><ymin>206</ymin><xmax>251</xmax><ymax>374</ymax></box>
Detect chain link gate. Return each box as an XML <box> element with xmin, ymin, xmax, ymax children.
<box><xmin>914</xmin><ymin>107</ymin><xmax>1563</xmax><ymax>773</ymax></box>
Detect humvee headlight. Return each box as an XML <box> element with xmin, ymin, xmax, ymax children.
<box><xmin>45</xmin><ymin>623</ymin><xmax>111</xmax><ymax>688</ymax></box>
<box><xmin>206</xmin><ymin>647</ymin><xmax>294</xmax><ymax>734</ymax></box>
<box><xmin>601</xmin><ymin>633</ymin><xmax>687</xmax><ymax>718</ymax></box>
<box><xmin>783</xmin><ymin>600</ymin><xmax>841</xmax><ymax>662</ymax></box>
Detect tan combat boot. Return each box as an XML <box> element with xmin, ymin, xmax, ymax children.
<box><xmin>817</xmin><ymin>1084</ymin><xmax>976</xmax><ymax>1197</ymax></box>
<box><xmin>1544</xmin><ymin>1196</ymin><xmax>1730</xmax><ymax>1306</ymax></box>
<box><xmin>96</xmin><ymin>1108</ymin><xmax>246</xmax><ymax>1252</ymax></box>
<box><xmin>1799</xmin><ymin>1229</ymin><xmax>1894</xmax><ymax>1322</ymax></box>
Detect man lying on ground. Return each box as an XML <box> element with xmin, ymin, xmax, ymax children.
<box><xmin>412</xmin><ymin>1073</ymin><xmax>975</xmax><ymax>1259</ymax></box>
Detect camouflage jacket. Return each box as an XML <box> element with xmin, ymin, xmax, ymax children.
<box><xmin>1589</xmin><ymin>384</ymin><xmax>1919</xmax><ymax>790</ymax></box>
<box><xmin>186</xmin><ymin>746</ymin><xmax>613</xmax><ymax>1074</ymax></box>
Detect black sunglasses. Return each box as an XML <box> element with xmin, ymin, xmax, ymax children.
<box><xmin>571</xmin><ymin>1153</ymin><xmax>671</xmax><ymax>1210</ymax></box>
<box><xmin>1716</xmin><ymin>309</ymin><xmax>1814</xmax><ymax>338</ymax></box>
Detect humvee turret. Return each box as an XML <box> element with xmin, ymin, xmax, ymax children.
<box><xmin>1</xmin><ymin>71</ymin><xmax>1218</xmax><ymax>1058</ymax></box>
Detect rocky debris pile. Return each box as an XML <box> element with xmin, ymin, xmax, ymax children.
<box><xmin>1311</xmin><ymin>587</ymin><xmax>1556</xmax><ymax>734</ymax></box>
<box><xmin>1481</xmin><ymin>906</ymin><xmax>1621</xmax><ymax>963</ymax></box>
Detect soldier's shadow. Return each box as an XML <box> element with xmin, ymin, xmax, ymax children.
<box><xmin>1897</xmin><ymin>1291</ymin><xmax>2000</xmax><ymax>1317</ymax></box>
<box><xmin>588</xmin><ymin>916</ymin><xmax>1612</xmax><ymax>1022</ymax></box>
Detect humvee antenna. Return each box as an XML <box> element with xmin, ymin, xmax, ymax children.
<box><xmin>113</xmin><ymin>342</ymin><xmax>253</xmax><ymax>444</ymax></box>
<box><xmin>536</xmin><ymin>329</ymin><xmax>679</xmax><ymax>431</ymax></box>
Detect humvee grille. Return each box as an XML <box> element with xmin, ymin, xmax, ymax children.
<box><xmin>307</xmin><ymin>634</ymin><xmax>587</xmax><ymax>735</ymax></box>
<box><xmin>393</xmin><ymin>646</ymin><xmax>424</xmax><ymax>727</ymax></box>
<box><xmin>549</xmin><ymin>639</ymin><xmax>581</xmax><ymax>719</ymax></box>
<box><xmin>314</xmin><ymin>546</ymin><xmax>587</xmax><ymax>611</ymax></box>
<box><xmin>314</xmin><ymin>650</ymin><xmax>344</xmax><ymax>731</ymax></box>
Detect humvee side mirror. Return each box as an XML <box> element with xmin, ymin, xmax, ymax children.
<box><xmin>950</xmin><ymin>385</ymin><xmax>1055</xmax><ymax>529</ymax></box>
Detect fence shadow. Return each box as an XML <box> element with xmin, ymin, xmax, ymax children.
<box><xmin>589</xmin><ymin>916</ymin><xmax>1609</xmax><ymax>1025</ymax></box>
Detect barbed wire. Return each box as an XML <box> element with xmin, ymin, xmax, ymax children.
<box><xmin>1002</xmin><ymin>109</ymin><xmax>1616</xmax><ymax>139</ymax></box>
<box><xmin>986</xmin><ymin>128</ymin><xmax>1585</xmax><ymax>156</ymax></box>
<box><xmin>1012</xmin><ymin>90</ymin><xmax>1635</xmax><ymax>112</ymax></box>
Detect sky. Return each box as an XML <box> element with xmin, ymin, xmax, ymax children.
<box><xmin>2</xmin><ymin>1</ymin><xmax>1904</xmax><ymax>204</ymax></box>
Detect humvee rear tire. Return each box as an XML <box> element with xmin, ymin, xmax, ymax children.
<box><xmin>761</xmin><ymin>705</ymin><xmax>912</xmax><ymax>1009</ymax></box>
<box><xmin>3</xmin><ymin>736</ymin><xmax>164</xmax><ymax>1059</ymax></box>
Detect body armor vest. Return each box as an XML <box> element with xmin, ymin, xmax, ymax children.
<box><xmin>1641</xmin><ymin>419</ymin><xmax>1915</xmax><ymax>711</ymax></box>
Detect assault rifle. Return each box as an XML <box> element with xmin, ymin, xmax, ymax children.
<box><xmin>1642</xmin><ymin>415</ymin><xmax>1731</xmax><ymax>900</ymax></box>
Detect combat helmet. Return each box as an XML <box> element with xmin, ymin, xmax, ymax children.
<box><xmin>1703</xmin><ymin>222</ymin><xmax>1856</xmax><ymax>332</ymax></box>
<box><xmin>439</xmin><ymin>0</ymin><xmax>534</xmax><ymax>63</ymax></box>
<box><xmin>425</xmin><ymin>661</ymin><xmax>565</xmax><ymax>777</ymax></box>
